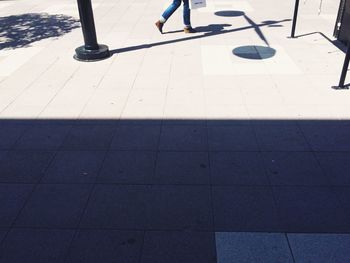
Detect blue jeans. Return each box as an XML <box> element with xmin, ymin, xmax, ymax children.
<box><xmin>161</xmin><ymin>0</ymin><xmax>191</xmax><ymax>27</ymax></box>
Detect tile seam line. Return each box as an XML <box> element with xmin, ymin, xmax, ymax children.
<box><xmin>285</xmin><ymin>233</ymin><xmax>297</xmax><ymax>263</ymax></box>
<box><xmin>35</xmin><ymin>65</ymin><xmax>81</xmax><ymax>119</ymax></box>
<box><xmin>4</xmin><ymin>225</ymin><xmax>350</xmax><ymax>234</ymax></box>
<box><xmin>62</xmin><ymin>0</ymin><xmax>155</xmax><ymax>260</ymax></box>
<box><xmin>61</xmin><ymin>150</ymin><xmax>110</xmax><ymax>263</ymax></box>
<box><xmin>0</xmin><ymin>56</ymin><xmax>59</xmax><ymax>115</ymax></box>
<box><xmin>0</xmin><ymin>148</ymin><xmax>57</xmax><ymax>249</ymax></box>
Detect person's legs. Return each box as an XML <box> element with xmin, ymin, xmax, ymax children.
<box><xmin>182</xmin><ymin>0</ymin><xmax>191</xmax><ymax>27</ymax></box>
<box><xmin>161</xmin><ymin>0</ymin><xmax>182</xmax><ymax>23</ymax></box>
<box><xmin>155</xmin><ymin>0</ymin><xmax>181</xmax><ymax>33</ymax></box>
<box><xmin>182</xmin><ymin>0</ymin><xmax>196</xmax><ymax>33</ymax></box>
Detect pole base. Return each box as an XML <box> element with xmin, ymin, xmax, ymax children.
<box><xmin>332</xmin><ymin>85</ymin><xmax>350</xmax><ymax>90</ymax></box>
<box><xmin>74</xmin><ymin>44</ymin><xmax>110</xmax><ymax>62</ymax></box>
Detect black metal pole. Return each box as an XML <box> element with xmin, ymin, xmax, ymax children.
<box><xmin>74</xmin><ymin>0</ymin><xmax>110</xmax><ymax>61</ymax></box>
<box><xmin>334</xmin><ymin>43</ymin><xmax>350</xmax><ymax>89</ymax></box>
<box><xmin>291</xmin><ymin>0</ymin><xmax>300</xmax><ymax>38</ymax></box>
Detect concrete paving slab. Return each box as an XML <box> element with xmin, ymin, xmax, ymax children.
<box><xmin>216</xmin><ymin>232</ymin><xmax>293</xmax><ymax>263</ymax></box>
<box><xmin>288</xmin><ymin>233</ymin><xmax>350</xmax><ymax>263</ymax></box>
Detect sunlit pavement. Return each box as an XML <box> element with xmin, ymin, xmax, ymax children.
<box><xmin>0</xmin><ymin>0</ymin><xmax>350</xmax><ymax>262</ymax></box>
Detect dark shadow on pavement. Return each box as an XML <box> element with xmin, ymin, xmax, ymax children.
<box><xmin>110</xmin><ymin>18</ymin><xmax>291</xmax><ymax>55</ymax></box>
<box><xmin>0</xmin><ymin>117</ymin><xmax>349</xmax><ymax>261</ymax></box>
<box><xmin>233</xmin><ymin>45</ymin><xmax>276</xmax><ymax>60</ymax></box>
<box><xmin>0</xmin><ymin>13</ymin><xmax>80</xmax><ymax>50</ymax></box>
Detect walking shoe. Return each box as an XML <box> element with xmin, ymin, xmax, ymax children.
<box><xmin>184</xmin><ymin>27</ymin><xmax>196</xmax><ymax>33</ymax></box>
<box><xmin>155</xmin><ymin>20</ymin><xmax>164</xmax><ymax>34</ymax></box>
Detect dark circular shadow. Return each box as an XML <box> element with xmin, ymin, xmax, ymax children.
<box><xmin>214</xmin><ymin>10</ymin><xmax>245</xmax><ymax>17</ymax></box>
<box><xmin>232</xmin><ymin>45</ymin><xmax>276</xmax><ymax>60</ymax></box>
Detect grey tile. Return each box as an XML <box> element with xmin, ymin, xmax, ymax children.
<box><xmin>149</xmin><ymin>186</ymin><xmax>213</xmax><ymax>230</ymax></box>
<box><xmin>316</xmin><ymin>153</ymin><xmax>350</xmax><ymax>186</ymax></box>
<box><xmin>111</xmin><ymin>125</ymin><xmax>161</xmax><ymax>150</ymax></box>
<box><xmin>154</xmin><ymin>151</ymin><xmax>210</xmax><ymax>185</ymax></box>
<box><xmin>141</xmin><ymin>231</ymin><xmax>216</xmax><ymax>263</ymax></box>
<box><xmin>208</xmin><ymin>126</ymin><xmax>259</xmax><ymax>151</ymax></box>
<box><xmin>288</xmin><ymin>233</ymin><xmax>350</xmax><ymax>263</ymax></box>
<box><xmin>216</xmin><ymin>232</ymin><xmax>293</xmax><ymax>263</ymax></box>
<box><xmin>62</xmin><ymin>125</ymin><xmax>115</xmax><ymax>150</ymax></box>
<box><xmin>210</xmin><ymin>152</ymin><xmax>268</xmax><ymax>185</ymax></box>
<box><xmin>0</xmin><ymin>228</ymin><xmax>74</xmax><ymax>263</ymax></box>
<box><xmin>0</xmin><ymin>184</ymin><xmax>34</xmax><ymax>227</ymax></box>
<box><xmin>213</xmin><ymin>186</ymin><xmax>281</xmax><ymax>232</ymax></box>
<box><xmin>255</xmin><ymin>125</ymin><xmax>310</xmax><ymax>151</ymax></box>
<box><xmin>0</xmin><ymin>229</ymin><xmax>7</xmax><ymax>243</ymax></box>
<box><xmin>14</xmin><ymin>125</ymin><xmax>71</xmax><ymax>150</ymax></box>
<box><xmin>273</xmin><ymin>186</ymin><xmax>349</xmax><ymax>232</ymax></box>
<box><xmin>262</xmin><ymin>152</ymin><xmax>328</xmax><ymax>186</ymax></box>
<box><xmin>15</xmin><ymin>184</ymin><xmax>91</xmax><ymax>228</ymax></box>
<box><xmin>42</xmin><ymin>151</ymin><xmax>105</xmax><ymax>183</ymax></box>
<box><xmin>65</xmin><ymin>230</ymin><xmax>144</xmax><ymax>263</ymax></box>
<box><xmin>0</xmin><ymin>124</ymin><xmax>27</xmax><ymax>149</ymax></box>
<box><xmin>300</xmin><ymin>124</ymin><xmax>350</xmax><ymax>151</ymax></box>
<box><xmin>334</xmin><ymin>187</ymin><xmax>350</xmax><ymax>219</ymax></box>
<box><xmin>97</xmin><ymin>151</ymin><xmax>156</xmax><ymax>184</ymax></box>
<box><xmin>159</xmin><ymin>125</ymin><xmax>208</xmax><ymax>151</ymax></box>
<box><xmin>0</xmin><ymin>151</ymin><xmax>54</xmax><ymax>183</ymax></box>
<box><xmin>0</xmin><ymin>150</ymin><xmax>8</xmax><ymax>161</ymax></box>
<box><xmin>80</xmin><ymin>185</ymin><xmax>152</xmax><ymax>229</ymax></box>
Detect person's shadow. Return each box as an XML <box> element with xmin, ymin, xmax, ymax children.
<box><xmin>164</xmin><ymin>23</ymin><xmax>231</xmax><ymax>34</ymax></box>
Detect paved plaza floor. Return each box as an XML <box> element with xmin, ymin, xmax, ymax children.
<box><xmin>1</xmin><ymin>0</ymin><xmax>350</xmax><ymax>262</ymax></box>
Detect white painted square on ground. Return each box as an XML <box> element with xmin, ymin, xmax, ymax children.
<box><xmin>201</xmin><ymin>44</ymin><xmax>302</xmax><ymax>75</ymax></box>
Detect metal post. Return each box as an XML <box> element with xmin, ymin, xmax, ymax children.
<box><xmin>335</xmin><ymin>44</ymin><xmax>350</xmax><ymax>89</ymax></box>
<box><xmin>74</xmin><ymin>0</ymin><xmax>110</xmax><ymax>61</ymax></box>
<box><xmin>291</xmin><ymin>0</ymin><xmax>300</xmax><ymax>38</ymax></box>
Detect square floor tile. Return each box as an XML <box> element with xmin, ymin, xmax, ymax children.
<box><xmin>149</xmin><ymin>186</ymin><xmax>213</xmax><ymax>230</ymax></box>
<box><xmin>80</xmin><ymin>185</ymin><xmax>152</xmax><ymax>229</ymax></box>
<box><xmin>273</xmin><ymin>186</ymin><xmax>349</xmax><ymax>232</ymax></box>
<box><xmin>288</xmin><ymin>233</ymin><xmax>350</xmax><ymax>263</ymax></box>
<box><xmin>0</xmin><ymin>124</ymin><xmax>27</xmax><ymax>149</ymax></box>
<box><xmin>208</xmin><ymin>126</ymin><xmax>259</xmax><ymax>151</ymax></box>
<box><xmin>14</xmin><ymin>124</ymin><xmax>71</xmax><ymax>150</ymax></box>
<box><xmin>97</xmin><ymin>151</ymin><xmax>156</xmax><ymax>184</ymax></box>
<box><xmin>0</xmin><ymin>229</ymin><xmax>7</xmax><ymax>243</ymax></box>
<box><xmin>300</xmin><ymin>124</ymin><xmax>350</xmax><ymax>151</ymax></box>
<box><xmin>154</xmin><ymin>151</ymin><xmax>210</xmax><ymax>185</ymax></box>
<box><xmin>254</xmin><ymin>125</ymin><xmax>310</xmax><ymax>151</ymax></box>
<box><xmin>110</xmin><ymin>125</ymin><xmax>161</xmax><ymax>150</ymax></box>
<box><xmin>316</xmin><ymin>153</ymin><xmax>350</xmax><ymax>186</ymax></box>
<box><xmin>0</xmin><ymin>228</ymin><xmax>74</xmax><ymax>263</ymax></box>
<box><xmin>213</xmin><ymin>186</ymin><xmax>281</xmax><ymax>231</ymax></box>
<box><xmin>334</xmin><ymin>187</ymin><xmax>350</xmax><ymax>218</ymax></box>
<box><xmin>65</xmin><ymin>230</ymin><xmax>144</xmax><ymax>263</ymax></box>
<box><xmin>262</xmin><ymin>152</ymin><xmax>328</xmax><ymax>186</ymax></box>
<box><xmin>210</xmin><ymin>152</ymin><xmax>268</xmax><ymax>185</ymax></box>
<box><xmin>42</xmin><ymin>151</ymin><xmax>105</xmax><ymax>183</ymax></box>
<box><xmin>159</xmin><ymin>125</ymin><xmax>208</xmax><ymax>151</ymax></box>
<box><xmin>141</xmin><ymin>231</ymin><xmax>216</xmax><ymax>263</ymax></box>
<box><xmin>15</xmin><ymin>184</ymin><xmax>91</xmax><ymax>228</ymax></box>
<box><xmin>216</xmin><ymin>232</ymin><xmax>293</xmax><ymax>263</ymax></box>
<box><xmin>0</xmin><ymin>184</ymin><xmax>34</xmax><ymax>227</ymax></box>
<box><xmin>62</xmin><ymin>125</ymin><xmax>115</xmax><ymax>150</ymax></box>
<box><xmin>0</xmin><ymin>151</ymin><xmax>54</xmax><ymax>183</ymax></box>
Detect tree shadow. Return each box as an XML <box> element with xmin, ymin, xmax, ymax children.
<box><xmin>0</xmin><ymin>13</ymin><xmax>80</xmax><ymax>50</ymax></box>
